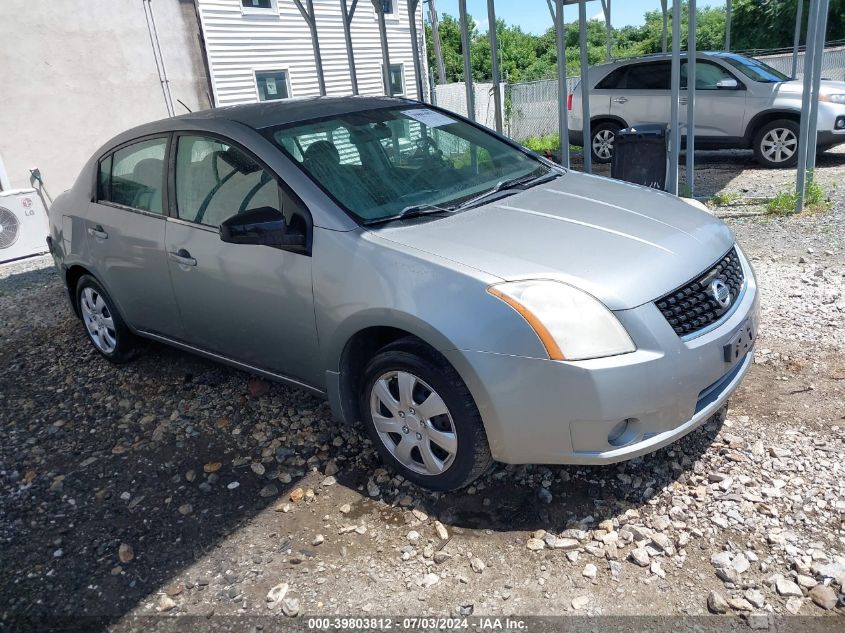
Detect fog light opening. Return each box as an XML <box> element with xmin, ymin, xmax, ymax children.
<box><xmin>607</xmin><ymin>418</ymin><xmax>640</xmax><ymax>448</ymax></box>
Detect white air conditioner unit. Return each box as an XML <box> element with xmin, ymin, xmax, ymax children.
<box><xmin>0</xmin><ymin>188</ymin><xmax>50</xmax><ymax>263</ymax></box>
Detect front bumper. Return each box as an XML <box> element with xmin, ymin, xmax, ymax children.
<box><xmin>445</xmin><ymin>249</ymin><xmax>760</xmax><ymax>465</ymax></box>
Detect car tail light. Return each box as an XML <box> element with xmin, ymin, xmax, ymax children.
<box><xmin>567</xmin><ymin>94</ymin><xmax>573</xmax><ymax>111</ymax></box>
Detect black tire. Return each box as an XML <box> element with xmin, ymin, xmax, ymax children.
<box><xmin>753</xmin><ymin>119</ymin><xmax>800</xmax><ymax>168</ymax></box>
<box><xmin>75</xmin><ymin>274</ymin><xmax>137</xmax><ymax>363</ymax></box>
<box><xmin>590</xmin><ymin>122</ymin><xmax>621</xmax><ymax>164</ymax></box>
<box><xmin>359</xmin><ymin>338</ymin><xmax>492</xmax><ymax>491</ymax></box>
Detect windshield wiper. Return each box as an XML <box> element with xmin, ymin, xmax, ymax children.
<box><xmin>455</xmin><ymin>168</ymin><xmax>561</xmax><ymax>211</ymax></box>
<box><xmin>364</xmin><ymin>203</ymin><xmax>455</xmax><ymax>226</ymax></box>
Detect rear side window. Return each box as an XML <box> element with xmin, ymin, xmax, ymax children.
<box><xmin>98</xmin><ymin>138</ymin><xmax>167</xmax><ymax>213</ymax></box>
<box><xmin>174</xmin><ymin>135</ymin><xmax>281</xmax><ymax>228</ymax></box>
<box><xmin>625</xmin><ymin>62</ymin><xmax>672</xmax><ymax>90</ymax></box>
<box><xmin>595</xmin><ymin>66</ymin><xmax>627</xmax><ymax>90</ymax></box>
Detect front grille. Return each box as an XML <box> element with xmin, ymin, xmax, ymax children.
<box><xmin>655</xmin><ymin>247</ymin><xmax>745</xmax><ymax>336</ymax></box>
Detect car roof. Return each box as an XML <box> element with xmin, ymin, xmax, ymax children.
<box><xmin>98</xmin><ymin>95</ymin><xmax>418</xmax><ymax>156</ymax></box>
<box><xmin>593</xmin><ymin>51</ymin><xmax>744</xmax><ymax>71</ymax></box>
<box><xmin>170</xmin><ymin>95</ymin><xmax>413</xmax><ymax>131</ymax></box>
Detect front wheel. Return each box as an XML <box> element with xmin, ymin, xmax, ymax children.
<box><xmin>753</xmin><ymin>119</ymin><xmax>800</xmax><ymax>168</ymax></box>
<box><xmin>359</xmin><ymin>339</ymin><xmax>492</xmax><ymax>491</ymax></box>
<box><xmin>590</xmin><ymin>122</ymin><xmax>621</xmax><ymax>164</ymax></box>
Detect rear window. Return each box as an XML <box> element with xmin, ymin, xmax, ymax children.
<box><xmin>595</xmin><ymin>66</ymin><xmax>627</xmax><ymax>90</ymax></box>
<box><xmin>625</xmin><ymin>62</ymin><xmax>672</xmax><ymax>90</ymax></box>
<box><xmin>97</xmin><ymin>138</ymin><xmax>167</xmax><ymax>214</ymax></box>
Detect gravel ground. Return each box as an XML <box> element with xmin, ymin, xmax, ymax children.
<box><xmin>1</xmin><ymin>156</ymin><xmax>844</xmax><ymax>631</ymax></box>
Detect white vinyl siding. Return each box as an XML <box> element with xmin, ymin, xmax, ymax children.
<box><xmin>196</xmin><ymin>0</ymin><xmax>427</xmax><ymax>107</ymax></box>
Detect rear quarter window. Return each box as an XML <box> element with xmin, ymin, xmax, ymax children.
<box><xmin>595</xmin><ymin>66</ymin><xmax>628</xmax><ymax>90</ymax></box>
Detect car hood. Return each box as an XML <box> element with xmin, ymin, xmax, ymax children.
<box><xmin>371</xmin><ymin>172</ymin><xmax>735</xmax><ymax>310</ymax></box>
<box><xmin>771</xmin><ymin>79</ymin><xmax>845</xmax><ymax>95</ymax></box>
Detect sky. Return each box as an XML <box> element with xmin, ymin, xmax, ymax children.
<box><xmin>431</xmin><ymin>0</ymin><xmax>727</xmax><ymax>35</ymax></box>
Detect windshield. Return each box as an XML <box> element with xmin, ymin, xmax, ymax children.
<box><xmin>265</xmin><ymin>106</ymin><xmax>544</xmax><ymax>223</ymax></box>
<box><xmin>720</xmin><ymin>54</ymin><xmax>791</xmax><ymax>83</ymax></box>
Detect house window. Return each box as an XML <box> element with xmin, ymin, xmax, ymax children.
<box><xmin>241</xmin><ymin>0</ymin><xmax>276</xmax><ymax>12</ymax></box>
<box><xmin>255</xmin><ymin>70</ymin><xmax>290</xmax><ymax>101</ymax></box>
<box><xmin>381</xmin><ymin>0</ymin><xmax>394</xmax><ymax>14</ymax></box>
<box><xmin>385</xmin><ymin>63</ymin><xmax>404</xmax><ymax>96</ymax></box>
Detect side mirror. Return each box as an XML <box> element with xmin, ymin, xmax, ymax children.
<box><xmin>716</xmin><ymin>78</ymin><xmax>739</xmax><ymax>90</ymax></box>
<box><xmin>219</xmin><ymin>207</ymin><xmax>306</xmax><ymax>248</ymax></box>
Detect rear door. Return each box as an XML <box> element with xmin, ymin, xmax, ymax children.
<box><xmin>609</xmin><ymin>61</ymin><xmax>672</xmax><ymax>128</ymax></box>
<box><xmin>681</xmin><ymin>60</ymin><xmax>748</xmax><ymax>139</ymax></box>
<box><xmin>85</xmin><ymin>136</ymin><xmax>183</xmax><ymax>338</ymax></box>
<box><xmin>164</xmin><ymin>133</ymin><xmax>319</xmax><ymax>385</ymax></box>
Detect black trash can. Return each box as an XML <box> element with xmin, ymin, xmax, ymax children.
<box><xmin>611</xmin><ymin>124</ymin><xmax>668</xmax><ymax>191</ymax></box>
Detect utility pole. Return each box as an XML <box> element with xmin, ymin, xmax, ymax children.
<box><xmin>427</xmin><ymin>0</ymin><xmax>446</xmax><ymax>85</ymax></box>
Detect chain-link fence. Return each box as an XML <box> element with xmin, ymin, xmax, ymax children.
<box><xmin>757</xmin><ymin>44</ymin><xmax>845</xmax><ymax>81</ymax></box>
<box><xmin>433</xmin><ymin>82</ymin><xmax>503</xmax><ymax>130</ymax></box>
<box><xmin>433</xmin><ymin>45</ymin><xmax>845</xmax><ymax>144</ymax></box>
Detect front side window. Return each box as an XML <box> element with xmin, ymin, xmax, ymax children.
<box><xmin>385</xmin><ymin>64</ymin><xmax>405</xmax><ymax>96</ymax></box>
<box><xmin>267</xmin><ymin>106</ymin><xmax>543</xmax><ymax>223</ymax></box>
<box><xmin>682</xmin><ymin>61</ymin><xmax>736</xmax><ymax>90</ymax></box>
<box><xmin>99</xmin><ymin>138</ymin><xmax>167</xmax><ymax>213</ymax></box>
<box><xmin>256</xmin><ymin>70</ymin><xmax>290</xmax><ymax>101</ymax></box>
<box><xmin>175</xmin><ymin>135</ymin><xmax>281</xmax><ymax>228</ymax></box>
<box><xmin>625</xmin><ymin>62</ymin><xmax>672</xmax><ymax>90</ymax></box>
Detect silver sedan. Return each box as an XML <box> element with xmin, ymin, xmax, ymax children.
<box><xmin>47</xmin><ymin>96</ymin><xmax>759</xmax><ymax>490</ymax></box>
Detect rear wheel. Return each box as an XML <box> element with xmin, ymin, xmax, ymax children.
<box><xmin>76</xmin><ymin>275</ymin><xmax>137</xmax><ymax>363</ymax></box>
<box><xmin>590</xmin><ymin>122</ymin><xmax>621</xmax><ymax>164</ymax></box>
<box><xmin>753</xmin><ymin>119</ymin><xmax>800</xmax><ymax>168</ymax></box>
<box><xmin>359</xmin><ymin>338</ymin><xmax>492</xmax><ymax>491</ymax></box>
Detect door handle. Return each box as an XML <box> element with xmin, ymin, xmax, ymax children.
<box><xmin>87</xmin><ymin>225</ymin><xmax>108</xmax><ymax>240</ymax></box>
<box><xmin>168</xmin><ymin>249</ymin><xmax>197</xmax><ymax>267</ymax></box>
<box><xmin>613</xmin><ymin>97</ymin><xmax>628</xmax><ymax>104</ymax></box>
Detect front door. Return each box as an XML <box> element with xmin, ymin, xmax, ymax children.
<box><xmin>681</xmin><ymin>60</ymin><xmax>748</xmax><ymax>139</ymax></box>
<box><xmin>164</xmin><ymin>134</ymin><xmax>319</xmax><ymax>385</ymax></box>
<box><xmin>86</xmin><ymin>136</ymin><xmax>183</xmax><ymax>338</ymax></box>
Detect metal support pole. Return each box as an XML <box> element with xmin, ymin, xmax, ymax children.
<box><xmin>293</xmin><ymin>0</ymin><xmax>326</xmax><ymax>96</ymax></box>
<box><xmin>795</xmin><ymin>0</ymin><xmax>821</xmax><ymax>213</ymax></box>
<box><xmin>724</xmin><ymin>0</ymin><xmax>732</xmax><ymax>51</ymax></box>
<box><xmin>554</xmin><ymin>0</ymin><xmax>569</xmax><ymax>168</ymax></box>
<box><xmin>792</xmin><ymin>0</ymin><xmax>804</xmax><ymax>78</ymax></box>
<box><xmin>372</xmin><ymin>0</ymin><xmax>393</xmax><ymax>96</ymax></box>
<box><xmin>487</xmin><ymin>0</ymin><xmax>503</xmax><ymax>132</ymax></box>
<box><xmin>428</xmin><ymin>0</ymin><xmax>447</xmax><ymax>85</ymax></box>
<box><xmin>686</xmin><ymin>0</ymin><xmax>696</xmax><ymax>196</ymax></box>
<box><xmin>805</xmin><ymin>0</ymin><xmax>830</xmax><ymax>184</ymax></box>
<box><xmin>409</xmin><ymin>0</ymin><xmax>425</xmax><ymax>100</ymax></box>
<box><xmin>661</xmin><ymin>0</ymin><xmax>668</xmax><ymax>53</ymax></box>
<box><xmin>578</xmin><ymin>0</ymin><xmax>591</xmax><ymax>173</ymax></box>
<box><xmin>458</xmin><ymin>0</ymin><xmax>475</xmax><ymax>121</ymax></box>
<box><xmin>341</xmin><ymin>0</ymin><xmax>359</xmax><ymax>95</ymax></box>
<box><xmin>668</xmin><ymin>0</ymin><xmax>681</xmax><ymax>195</ymax></box>
<box><xmin>601</xmin><ymin>0</ymin><xmax>612</xmax><ymax>61</ymax></box>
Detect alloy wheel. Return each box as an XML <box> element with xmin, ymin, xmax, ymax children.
<box><xmin>80</xmin><ymin>287</ymin><xmax>117</xmax><ymax>354</ymax></box>
<box><xmin>369</xmin><ymin>370</ymin><xmax>457</xmax><ymax>476</ymax></box>
<box><xmin>592</xmin><ymin>129</ymin><xmax>615</xmax><ymax>160</ymax></box>
<box><xmin>761</xmin><ymin>128</ymin><xmax>798</xmax><ymax>164</ymax></box>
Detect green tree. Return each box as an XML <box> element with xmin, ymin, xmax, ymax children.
<box><xmin>732</xmin><ymin>0</ymin><xmax>845</xmax><ymax>51</ymax></box>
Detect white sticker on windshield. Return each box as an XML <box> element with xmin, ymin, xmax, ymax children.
<box><xmin>401</xmin><ymin>108</ymin><xmax>456</xmax><ymax>128</ymax></box>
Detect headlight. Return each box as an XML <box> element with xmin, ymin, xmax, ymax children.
<box><xmin>487</xmin><ymin>280</ymin><xmax>636</xmax><ymax>361</ymax></box>
<box><xmin>820</xmin><ymin>94</ymin><xmax>845</xmax><ymax>105</ymax></box>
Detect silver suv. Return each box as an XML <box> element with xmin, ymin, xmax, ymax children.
<box><xmin>47</xmin><ymin>97</ymin><xmax>758</xmax><ymax>491</ymax></box>
<box><xmin>570</xmin><ymin>52</ymin><xmax>845</xmax><ymax>167</ymax></box>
